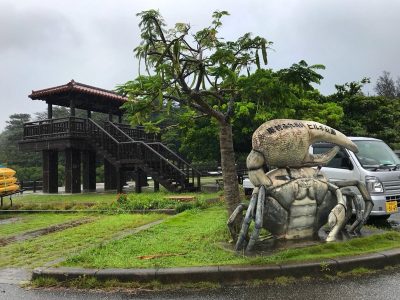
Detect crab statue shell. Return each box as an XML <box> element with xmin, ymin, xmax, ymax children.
<box><xmin>228</xmin><ymin>119</ymin><xmax>374</xmax><ymax>252</ymax></box>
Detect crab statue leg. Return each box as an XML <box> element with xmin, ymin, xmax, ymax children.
<box><xmin>235</xmin><ymin>187</ymin><xmax>259</xmax><ymax>251</ymax></box>
<box><xmin>227</xmin><ymin>203</ymin><xmax>249</xmax><ymax>241</ymax></box>
<box><xmin>335</xmin><ymin>180</ymin><xmax>374</xmax><ymax>233</ymax></box>
<box><xmin>341</xmin><ymin>190</ymin><xmax>362</xmax><ymax>233</ymax></box>
<box><xmin>326</xmin><ymin>182</ymin><xmax>347</xmax><ymax>242</ymax></box>
<box><xmin>245</xmin><ymin>186</ymin><xmax>266</xmax><ymax>252</ymax></box>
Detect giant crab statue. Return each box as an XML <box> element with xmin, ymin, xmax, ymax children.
<box><xmin>228</xmin><ymin>119</ymin><xmax>374</xmax><ymax>252</ymax></box>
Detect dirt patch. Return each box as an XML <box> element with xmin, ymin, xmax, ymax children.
<box><xmin>164</xmin><ymin>195</ymin><xmax>196</xmax><ymax>202</ymax></box>
<box><xmin>0</xmin><ymin>218</ymin><xmax>94</xmax><ymax>247</ymax></box>
<box><xmin>0</xmin><ymin>217</ymin><xmax>21</xmax><ymax>225</ymax></box>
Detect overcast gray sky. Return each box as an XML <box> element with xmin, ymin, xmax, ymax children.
<box><xmin>1</xmin><ymin>0</ymin><xmax>399</xmax><ymax>131</ymax></box>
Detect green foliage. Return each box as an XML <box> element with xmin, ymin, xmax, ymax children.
<box><xmin>116</xmin><ymin>193</ymin><xmax>128</xmax><ymax>205</ymax></box>
<box><xmin>338</xmin><ymin>95</ymin><xmax>400</xmax><ymax>147</ymax></box>
<box><xmin>293</xmin><ymin>90</ymin><xmax>344</xmax><ymax>127</ymax></box>
<box><xmin>332</xmin><ymin>77</ymin><xmax>370</xmax><ymax>101</ymax></box>
<box><xmin>177</xmin><ymin>118</ymin><xmax>220</xmax><ymax>162</ymax></box>
<box><xmin>109</xmin><ymin>192</ymin><xmax>218</xmax><ymax>213</ymax></box>
<box><xmin>327</xmin><ymin>77</ymin><xmax>400</xmax><ymax>148</ymax></box>
<box><xmin>277</xmin><ymin>60</ymin><xmax>325</xmax><ymax>90</ymax></box>
<box><xmin>374</xmin><ymin>71</ymin><xmax>399</xmax><ymax>99</ymax></box>
<box><xmin>117</xmin><ymin>9</ymin><xmax>274</xmax><ymax>129</ymax></box>
<box><xmin>0</xmin><ymin>114</ymin><xmax>42</xmax><ymax>181</ymax></box>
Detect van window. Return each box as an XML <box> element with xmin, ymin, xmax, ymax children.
<box><xmin>353</xmin><ymin>140</ymin><xmax>400</xmax><ymax>168</ymax></box>
<box><xmin>313</xmin><ymin>145</ymin><xmax>353</xmax><ymax>170</ymax></box>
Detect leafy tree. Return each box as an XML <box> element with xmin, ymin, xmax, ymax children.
<box><xmin>329</xmin><ymin>79</ymin><xmax>400</xmax><ymax>149</ymax></box>
<box><xmin>332</xmin><ymin>77</ymin><xmax>370</xmax><ymax>100</ymax></box>
<box><xmin>374</xmin><ymin>71</ymin><xmax>397</xmax><ymax>99</ymax></box>
<box><xmin>340</xmin><ymin>95</ymin><xmax>400</xmax><ymax>146</ymax></box>
<box><xmin>0</xmin><ymin>114</ymin><xmax>42</xmax><ymax>181</ymax></box>
<box><xmin>118</xmin><ymin>10</ymin><xmax>276</xmax><ymax>218</ymax></box>
<box><xmin>118</xmin><ymin>10</ymin><xmax>331</xmax><ymax>227</ymax></box>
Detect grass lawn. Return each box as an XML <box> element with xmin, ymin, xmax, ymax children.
<box><xmin>63</xmin><ymin>206</ymin><xmax>400</xmax><ymax>269</ymax></box>
<box><xmin>2</xmin><ymin>193</ymin><xmax>116</xmax><ymax>210</ymax></box>
<box><xmin>0</xmin><ymin>213</ymin><xmax>90</xmax><ymax>239</ymax></box>
<box><xmin>2</xmin><ymin>190</ymin><xmax>221</xmax><ymax>211</ymax></box>
<box><xmin>0</xmin><ymin>213</ymin><xmax>167</xmax><ymax>268</ymax></box>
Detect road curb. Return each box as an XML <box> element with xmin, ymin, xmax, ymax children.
<box><xmin>31</xmin><ymin>248</ymin><xmax>400</xmax><ymax>284</ymax></box>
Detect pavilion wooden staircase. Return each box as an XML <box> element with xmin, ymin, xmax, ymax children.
<box><xmin>87</xmin><ymin>119</ymin><xmax>201</xmax><ymax>192</ymax></box>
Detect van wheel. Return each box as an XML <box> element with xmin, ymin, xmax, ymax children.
<box><xmin>370</xmin><ymin>214</ymin><xmax>391</xmax><ymax>221</ymax></box>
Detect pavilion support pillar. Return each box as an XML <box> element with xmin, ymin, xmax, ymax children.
<box><xmin>108</xmin><ymin>113</ymin><xmax>113</xmax><ymax>122</ymax></box>
<box><xmin>135</xmin><ymin>168</ymin><xmax>143</xmax><ymax>193</ymax></box>
<box><xmin>47</xmin><ymin>103</ymin><xmax>53</xmax><ymax>119</ymax></box>
<box><xmin>154</xmin><ymin>179</ymin><xmax>160</xmax><ymax>192</ymax></box>
<box><xmin>116</xmin><ymin>168</ymin><xmax>124</xmax><ymax>193</ymax></box>
<box><xmin>104</xmin><ymin>159</ymin><xmax>117</xmax><ymax>190</ymax></box>
<box><xmin>42</xmin><ymin>150</ymin><xmax>58</xmax><ymax>193</ymax></box>
<box><xmin>82</xmin><ymin>150</ymin><xmax>96</xmax><ymax>192</ymax></box>
<box><xmin>70</xmin><ymin>99</ymin><xmax>76</xmax><ymax>116</ymax></box>
<box><xmin>65</xmin><ymin>148</ymin><xmax>81</xmax><ymax>193</ymax></box>
<box><xmin>142</xmin><ymin>171</ymin><xmax>148</xmax><ymax>187</ymax></box>
<box><xmin>118</xmin><ymin>114</ymin><xmax>122</xmax><ymax>123</ymax></box>
<box><xmin>87</xmin><ymin>110</ymin><xmax>91</xmax><ymax>119</ymax></box>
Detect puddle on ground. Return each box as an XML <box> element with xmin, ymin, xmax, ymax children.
<box><xmin>0</xmin><ymin>217</ymin><xmax>21</xmax><ymax>225</ymax></box>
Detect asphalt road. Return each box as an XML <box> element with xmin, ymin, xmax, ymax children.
<box><xmin>1</xmin><ymin>266</ymin><xmax>400</xmax><ymax>300</ymax></box>
<box><xmin>1</xmin><ymin>214</ymin><xmax>400</xmax><ymax>300</ymax></box>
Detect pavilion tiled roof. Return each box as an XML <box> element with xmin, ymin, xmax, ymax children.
<box><xmin>29</xmin><ymin>80</ymin><xmax>128</xmax><ymax>103</ymax></box>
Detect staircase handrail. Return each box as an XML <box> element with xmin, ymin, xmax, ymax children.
<box><xmin>106</xmin><ymin>122</ymin><xmax>186</xmax><ymax>177</ymax></box>
<box><xmin>106</xmin><ymin>121</ymin><xmax>136</xmax><ymax>141</ymax></box>
<box><xmin>147</xmin><ymin>142</ymin><xmax>201</xmax><ymax>176</ymax></box>
<box><xmin>108</xmin><ymin>122</ymin><xmax>200</xmax><ymax>176</ymax></box>
<box><xmin>88</xmin><ymin>119</ymin><xmax>119</xmax><ymax>144</ymax></box>
<box><xmin>121</xmin><ymin>141</ymin><xmax>186</xmax><ymax>177</ymax></box>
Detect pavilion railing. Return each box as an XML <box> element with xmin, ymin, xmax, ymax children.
<box><xmin>23</xmin><ymin>117</ymin><xmax>88</xmax><ymax>140</ymax></box>
<box><xmin>113</xmin><ymin>123</ymin><xmax>161</xmax><ymax>142</ymax></box>
<box><xmin>22</xmin><ymin>117</ymin><xmax>156</xmax><ymax>141</ymax></box>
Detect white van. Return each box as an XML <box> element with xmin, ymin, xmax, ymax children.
<box><xmin>312</xmin><ymin>137</ymin><xmax>400</xmax><ymax>219</ymax></box>
<box><xmin>243</xmin><ymin>137</ymin><xmax>400</xmax><ymax>219</ymax></box>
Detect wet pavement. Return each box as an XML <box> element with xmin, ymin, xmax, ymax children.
<box><xmin>370</xmin><ymin>212</ymin><xmax>400</xmax><ymax>230</ymax></box>
<box><xmin>1</xmin><ymin>267</ymin><xmax>400</xmax><ymax>299</ymax></box>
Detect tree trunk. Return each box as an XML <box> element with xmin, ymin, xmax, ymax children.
<box><xmin>219</xmin><ymin>122</ymin><xmax>241</xmax><ymax>216</ymax></box>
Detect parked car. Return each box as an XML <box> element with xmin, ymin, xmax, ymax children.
<box><xmin>242</xmin><ymin>137</ymin><xmax>400</xmax><ymax>219</ymax></box>
<box><xmin>242</xmin><ymin>177</ymin><xmax>254</xmax><ymax>195</ymax></box>
<box><xmin>312</xmin><ymin>137</ymin><xmax>400</xmax><ymax>219</ymax></box>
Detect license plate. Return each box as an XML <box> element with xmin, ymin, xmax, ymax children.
<box><xmin>386</xmin><ymin>201</ymin><xmax>398</xmax><ymax>213</ymax></box>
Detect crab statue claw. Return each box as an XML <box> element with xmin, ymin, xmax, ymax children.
<box><xmin>228</xmin><ymin>119</ymin><xmax>373</xmax><ymax>252</ymax></box>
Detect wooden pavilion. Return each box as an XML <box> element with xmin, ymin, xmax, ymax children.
<box><xmin>19</xmin><ymin>80</ymin><xmax>200</xmax><ymax>194</ymax></box>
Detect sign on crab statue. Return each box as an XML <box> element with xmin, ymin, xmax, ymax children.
<box><xmin>228</xmin><ymin>119</ymin><xmax>374</xmax><ymax>253</ymax></box>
